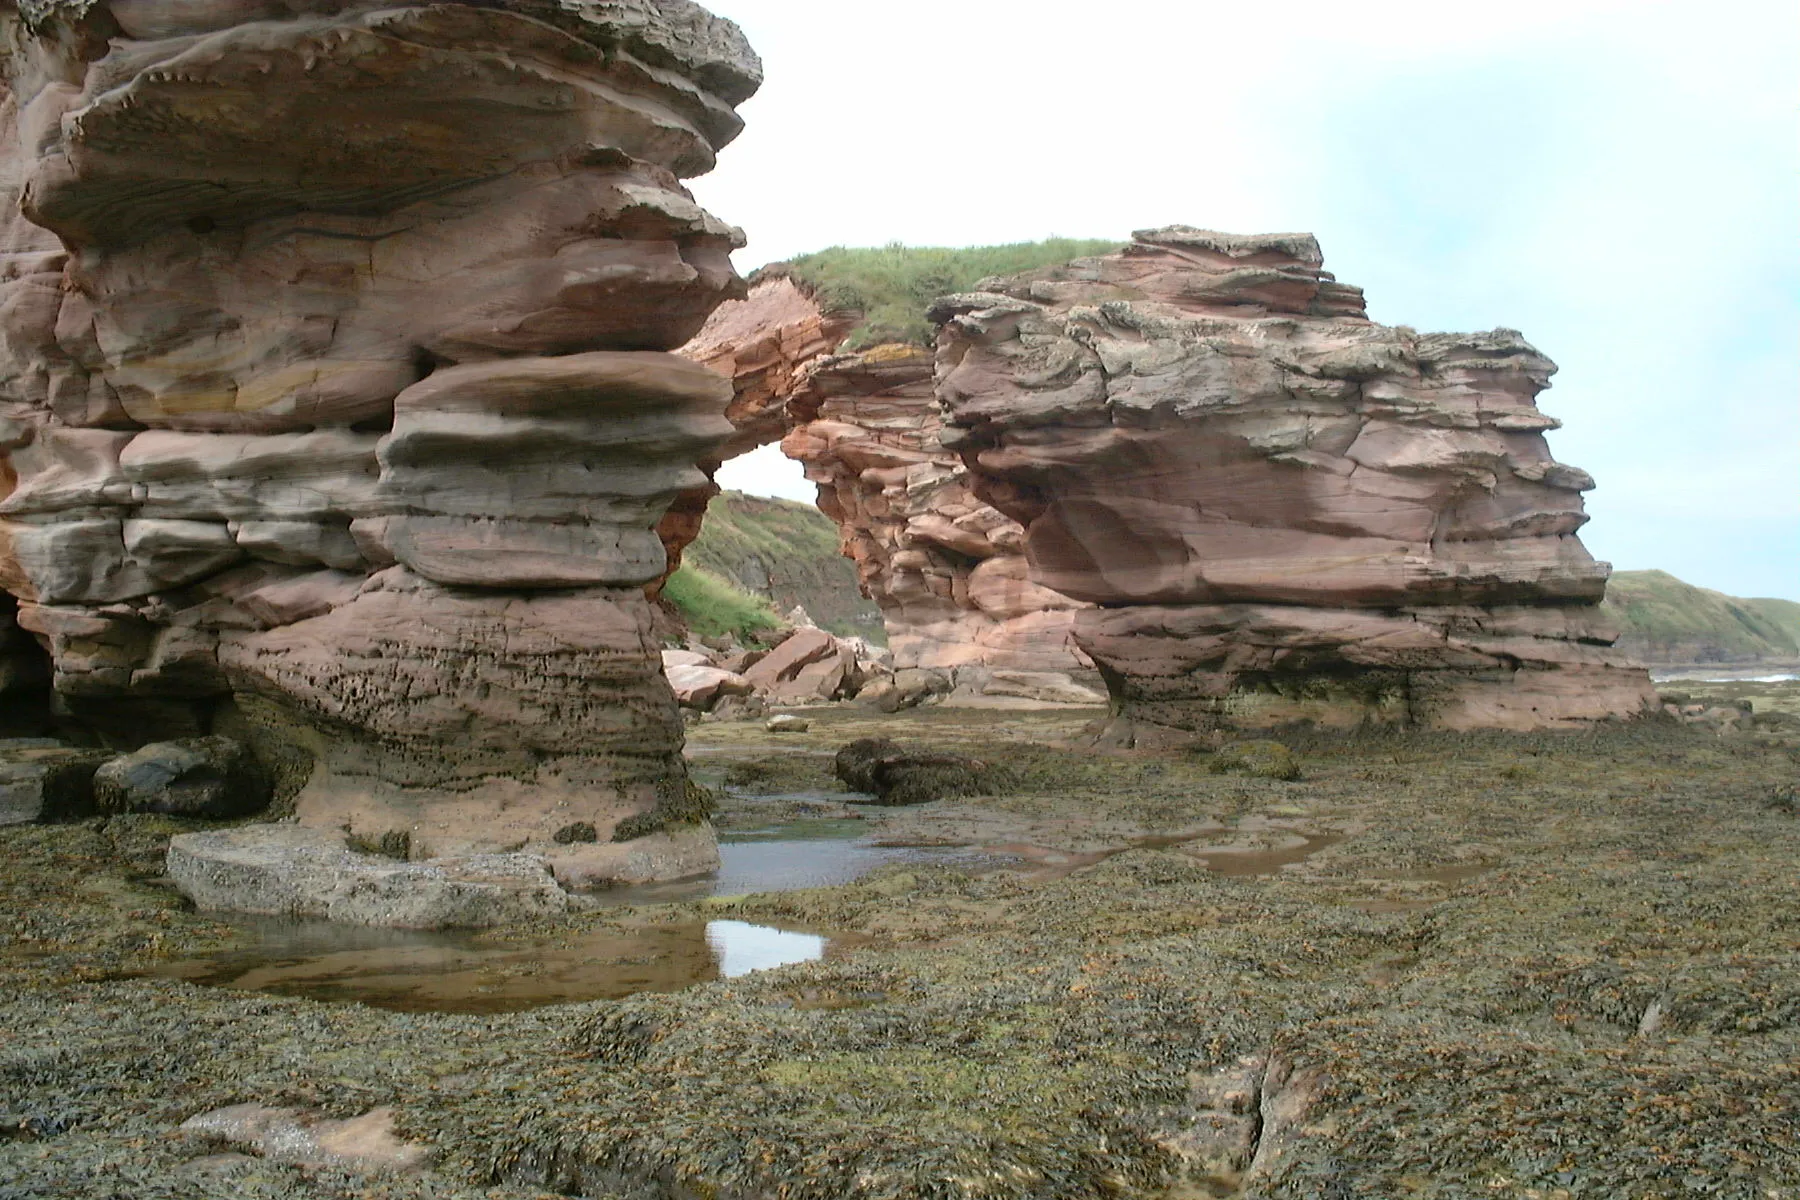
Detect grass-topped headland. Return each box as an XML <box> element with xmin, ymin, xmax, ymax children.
<box><xmin>1603</xmin><ymin>568</ymin><xmax>1800</xmax><ymax>665</ymax></box>
<box><xmin>781</xmin><ymin>237</ymin><xmax>1124</xmax><ymax>350</ymax></box>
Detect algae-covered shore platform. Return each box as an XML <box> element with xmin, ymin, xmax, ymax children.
<box><xmin>3</xmin><ymin>690</ymin><xmax>1796</xmax><ymax>1198</ymax></box>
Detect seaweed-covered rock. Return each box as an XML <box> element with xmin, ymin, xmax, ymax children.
<box><xmin>167</xmin><ymin>824</ymin><xmax>572</xmax><ymax>928</ymax></box>
<box><xmin>92</xmin><ymin>736</ymin><xmax>270</xmax><ymax>817</ymax></box>
<box><xmin>1210</xmin><ymin>740</ymin><xmax>1302</xmax><ymax>782</ymax></box>
<box><xmin>834</xmin><ymin>737</ymin><xmax>903</xmax><ymax>793</ymax></box>
<box><xmin>553</xmin><ymin>821</ymin><xmax>600</xmax><ymax>845</ymax></box>
<box><xmin>834</xmin><ymin>737</ymin><xmax>1016</xmax><ymax>805</ymax></box>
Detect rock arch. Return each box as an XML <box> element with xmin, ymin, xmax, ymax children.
<box><xmin>668</xmin><ymin>274</ymin><xmax>1092</xmax><ymax>676</ymax></box>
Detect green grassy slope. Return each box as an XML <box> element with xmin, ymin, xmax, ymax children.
<box><xmin>1742</xmin><ymin>596</ymin><xmax>1800</xmax><ymax>647</ymax></box>
<box><xmin>683</xmin><ymin>491</ymin><xmax>884</xmax><ymax>642</ymax></box>
<box><xmin>783</xmin><ymin>237</ymin><xmax>1123</xmax><ymax>349</ymax></box>
<box><xmin>661</xmin><ymin>564</ymin><xmax>782</xmax><ymax>642</ymax></box>
<box><xmin>1603</xmin><ymin>569</ymin><xmax>1800</xmax><ymax>664</ymax></box>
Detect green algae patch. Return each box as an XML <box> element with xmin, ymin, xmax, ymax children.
<box><xmin>1210</xmin><ymin>739</ymin><xmax>1302</xmax><ymax>781</ymax></box>
<box><xmin>761</xmin><ymin>1045</ymin><xmax>1094</xmax><ymax>1135</ymax></box>
<box><xmin>612</xmin><ymin>777</ymin><xmax>718</xmax><ymax>842</ymax></box>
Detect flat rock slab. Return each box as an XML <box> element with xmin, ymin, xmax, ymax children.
<box><xmin>167</xmin><ymin>824</ymin><xmax>572</xmax><ymax>929</ymax></box>
<box><xmin>180</xmin><ymin>1103</ymin><xmax>432</xmax><ymax>1175</ymax></box>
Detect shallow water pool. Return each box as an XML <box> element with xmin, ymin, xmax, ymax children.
<box><xmin>152</xmin><ymin>915</ymin><xmax>842</xmax><ymax>1015</ymax></box>
<box><xmin>149</xmin><ymin>816</ymin><xmax>988</xmax><ymax>1014</ymax></box>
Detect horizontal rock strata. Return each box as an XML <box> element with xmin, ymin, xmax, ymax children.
<box><xmin>0</xmin><ymin>0</ymin><xmax>760</xmax><ymax>885</ymax></box>
<box><xmin>934</xmin><ymin>228</ymin><xmax>1656</xmax><ymax>733</ymax></box>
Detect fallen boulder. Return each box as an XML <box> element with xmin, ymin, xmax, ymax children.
<box><xmin>833</xmin><ymin>737</ymin><xmax>1017</xmax><ymax>805</ymax></box>
<box><xmin>666</xmin><ymin>664</ymin><xmax>754</xmax><ymax>711</ymax></box>
<box><xmin>703</xmin><ymin>694</ymin><xmax>768</xmax><ymax>723</ymax></box>
<box><xmin>661</xmin><ymin>648</ymin><xmax>716</xmax><ymax>670</ymax></box>
<box><xmin>767</xmin><ymin>645</ymin><xmax>859</xmax><ymax>704</ymax></box>
<box><xmin>93</xmin><ymin>737</ymin><xmax>271</xmax><ymax>818</ymax></box>
<box><xmin>742</xmin><ymin>626</ymin><xmax>837</xmax><ymax>692</ymax></box>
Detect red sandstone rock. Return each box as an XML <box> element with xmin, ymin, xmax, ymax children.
<box><xmin>933</xmin><ymin>228</ymin><xmax>1657</xmax><ymax>733</ymax></box>
<box><xmin>742</xmin><ymin>625</ymin><xmax>836</xmax><ymax>690</ymax></box>
<box><xmin>666</xmin><ymin>663</ymin><xmax>754</xmax><ymax>710</ymax></box>
<box><xmin>676</xmin><ymin>279</ymin><xmax>1090</xmax><ymax>673</ymax></box>
<box><xmin>0</xmin><ymin>1</ymin><xmax>759</xmax><ymax>877</ymax></box>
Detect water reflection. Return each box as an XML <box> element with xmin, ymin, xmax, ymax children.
<box><xmin>600</xmin><ymin>837</ymin><xmax>999</xmax><ymax>905</ymax></box>
<box><xmin>154</xmin><ymin>916</ymin><xmax>838</xmax><ymax>1015</ymax></box>
<box><xmin>706</xmin><ymin>920</ymin><xmax>825</xmax><ymax>977</ymax></box>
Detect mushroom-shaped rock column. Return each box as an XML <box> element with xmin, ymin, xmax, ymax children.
<box><xmin>934</xmin><ymin>228</ymin><xmax>1657</xmax><ymax>737</ymax></box>
<box><xmin>0</xmin><ymin>0</ymin><xmax>760</xmax><ymax>883</ymax></box>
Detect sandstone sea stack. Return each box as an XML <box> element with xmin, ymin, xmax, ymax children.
<box><xmin>933</xmin><ymin>228</ymin><xmax>1658</xmax><ymax>736</ymax></box>
<box><xmin>678</xmin><ymin>275</ymin><xmax>1090</xmax><ymax>673</ymax></box>
<box><xmin>0</xmin><ymin>0</ymin><xmax>759</xmax><ymax>880</ymax></box>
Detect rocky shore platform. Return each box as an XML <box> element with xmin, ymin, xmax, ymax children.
<box><xmin>2</xmin><ymin>689</ymin><xmax>1796</xmax><ymax>1198</ymax></box>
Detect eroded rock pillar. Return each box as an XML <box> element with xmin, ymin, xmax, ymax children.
<box><xmin>0</xmin><ymin>0</ymin><xmax>760</xmax><ymax>878</ymax></box>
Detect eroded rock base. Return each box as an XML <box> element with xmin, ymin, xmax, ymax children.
<box><xmin>221</xmin><ymin>571</ymin><xmax>697</xmax><ymax>859</ymax></box>
<box><xmin>1079</xmin><ymin>603</ymin><xmax>1658</xmax><ymax>737</ymax></box>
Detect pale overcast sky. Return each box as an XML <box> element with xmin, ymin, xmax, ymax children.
<box><xmin>696</xmin><ymin>0</ymin><xmax>1798</xmax><ymax>601</ymax></box>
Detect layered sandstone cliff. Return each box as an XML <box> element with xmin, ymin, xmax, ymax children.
<box><xmin>0</xmin><ymin>0</ymin><xmax>758</xmax><ymax>874</ymax></box>
<box><xmin>678</xmin><ymin>276</ymin><xmax>1089</xmax><ymax>672</ymax></box>
<box><xmin>934</xmin><ymin>228</ymin><xmax>1657</xmax><ymax>735</ymax></box>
